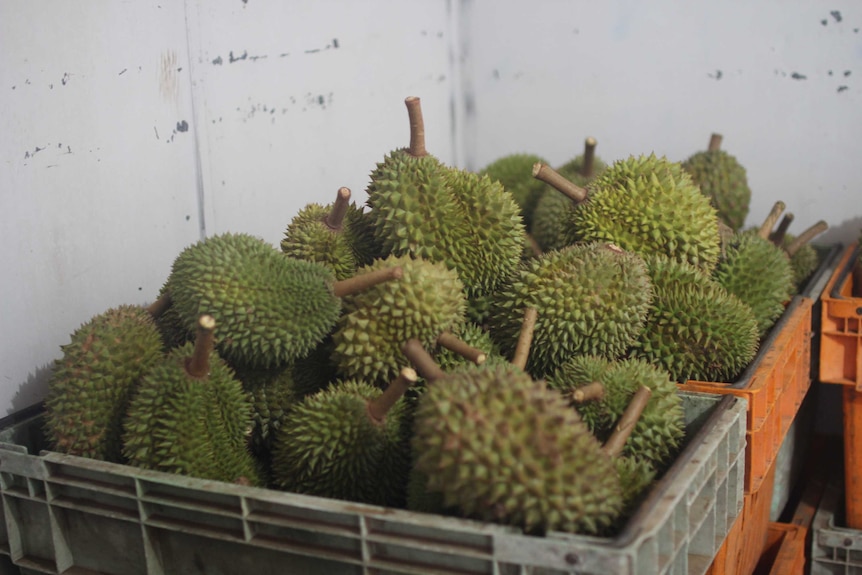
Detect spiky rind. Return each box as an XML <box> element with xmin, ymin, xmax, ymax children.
<box><xmin>332</xmin><ymin>254</ymin><xmax>466</xmax><ymax>385</ymax></box>
<box><xmin>532</xmin><ymin>190</ymin><xmax>576</xmax><ymax>253</ymax></box>
<box><xmin>631</xmin><ymin>254</ymin><xmax>759</xmax><ymax>382</ymax></box>
<box><xmin>122</xmin><ymin>343</ymin><xmax>262</xmax><ymax>485</ymax></box>
<box><xmin>782</xmin><ymin>234</ymin><xmax>820</xmax><ymax>291</ymax></box>
<box><xmin>152</xmin><ymin>281</ymin><xmax>193</xmax><ymax>351</ymax></box>
<box><xmin>615</xmin><ymin>457</ymin><xmax>657</xmax><ymax>518</ymax></box>
<box><xmin>413</xmin><ymin>365</ymin><xmax>624</xmax><ymax>534</ymax></box>
<box><xmin>547</xmin><ymin>355</ymin><xmax>684</xmax><ymax>468</ymax></box>
<box><xmin>433</xmin><ymin>322</ymin><xmax>507</xmax><ymax>372</ymax></box>
<box><xmin>478</xmin><ymin>153</ymin><xmax>549</xmax><ymax>229</ymax></box>
<box><xmin>169</xmin><ymin>232</ymin><xmax>341</xmax><ymax>369</ymax></box>
<box><xmin>487</xmin><ymin>243</ymin><xmax>653</xmax><ymax>379</ymax></box>
<box><xmin>44</xmin><ymin>305</ymin><xmax>164</xmax><ymax>462</ymax></box>
<box><xmin>682</xmin><ymin>150</ymin><xmax>751</xmax><ymax>231</ymax></box>
<box><xmin>572</xmin><ymin>154</ymin><xmax>721</xmax><ymax>273</ymax></box>
<box><xmin>232</xmin><ymin>363</ymin><xmax>298</xmax><ymax>454</ymax></box>
<box><xmin>270</xmin><ymin>380</ymin><xmax>411</xmax><ymax>506</ymax></box>
<box><xmin>714</xmin><ymin>233</ymin><xmax>794</xmax><ymax>335</ymax></box>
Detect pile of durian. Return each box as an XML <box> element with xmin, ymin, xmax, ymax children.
<box><xmin>43</xmin><ymin>97</ymin><xmax>827</xmax><ymax>538</ymax></box>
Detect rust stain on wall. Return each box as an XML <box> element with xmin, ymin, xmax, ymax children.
<box><xmin>160</xmin><ymin>50</ymin><xmax>179</xmax><ymax>103</ymax></box>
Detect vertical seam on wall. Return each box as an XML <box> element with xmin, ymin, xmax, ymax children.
<box><xmin>455</xmin><ymin>0</ymin><xmax>475</xmax><ymax>172</ymax></box>
<box><xmin>447</xmin><ymin>0</ymin><xmax>464</xmax><ymax>169</ymax></box>
<box><xmin>183</xmin><ymin>0</ymin><xmax>208</xmax><ymax>241</ymax></box>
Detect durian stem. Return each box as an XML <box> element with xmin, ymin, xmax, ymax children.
<box><xmin>708</xmin><ymin>133</ymin><xmax>723</xmax><ymax>152</ymax></box>
<box><xmin>532</xmin><ymin>163</ymin><xmax>588</xmax><ymax>203</ymax></box>
<box><xmin>602</xmin><ymin>385</ymin><xmax>652</xmax><ymax>458</ymax></box>
<box><xmin>757</xmin><ymin>201</ymin><xmax>786</xmax><ymax>240</ymax></box>
<box><xmin>770</xmin><ymin>213</ymin><xmax>795</xmax><ymax>246</ymax></box>
<box><xmin>367</xmin><ymin>367</ymin><xmax>418</xmax><ymax>424</ymax></box>
<box><xmin>526</xmin><ymin>233</ymin><xmax>543</xmax><ymax>258</ymax></box>
<box><xmin>333</xmin><ymin>266</ymin><xmax>403</xmax><ymax>298</ymax></box>
<box><xmin>405</xmin><ymin>96</ymin><xmax>427</xmax><ymax>157</ymax></box>
<box><xmin>186</xmin><ymin>315</ymin><xmax>216</xmax><ymax>378</ymax></box>
<box><xmin>786</xmin><ymin>220</ymin><xmax>829</xmax><ymax>257</ymax></box>
<box><xmin>402</xmin><ymin>339</ymin><xmax>445</xmax><ymax>382</ymax></box>
<box><xmin>582</xmin><ymin>137</ymin><xmax>597</xmax><ymax>178</ymax></box>
<box><xmin>511</xmin><ymin>307</ymin><xmax>538</xmax><ymax>370</ymax></box>
<box><xmin>570</xmin><ymin>382</ymin><xmax>606</xmax><ymax>403</ymax></box>
<box><xmin>437</xmin><ymin>332</ymin><xmax>486</xmax><ymax>365</ymax></box>
<box><xmin>146</xmin><ymin>291</ymin><xmax>172</xmax><ymax>319</ymax></box>
<box><xmin>324</xmin><ymin>187</ymin><xmax>352</xmax><ymax>231</ymax></box>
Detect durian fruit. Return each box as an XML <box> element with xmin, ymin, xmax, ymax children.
<box><xmin>270</xmin><ymin>368</ymin><xmax>417</xmax><ymax>507</ymax></box>
<box><xmin>630</xmin><ymin>253</ymin><xmax>759</xmax><ymax>382</ymax></box>
<box><xmin>332</xmin><ymin>254</ymin><xmax>467</xmax><ymax>386</ymax></box>
<box><xmin>478</xmin><ymin>152</ymin><xmax>550</xmax><ymax>230</ymax></box>
<box><xmin>365</xmin><ymin>97</ymin><xmax>525</xmax><ymax>312</ymax></box>
<box><xmin>122</xmin><ymin>315</ymin><xmax>262</xmax><ymax>485</ymax></box>
<box><xmin>230</xmin><ymin>362</ymin><xmax>298</xmax><ymax>457</ymax></box>
<box><xmin>168</xmin><ymin>232</ymin><xmax>402</xmax><ymax>369</ymax></box>
<box><xmin>615</xmin><ymin>456</ymin><xmax>657</xmax><ymax>516</ymax></box>
<box><xmin>411</xmin><ymin>363</ymin><xmax>624</xmax><ymax>535</ymax></box>
<box><xmin>532</xmin><ymin>138</ymin><xmax>606</xmax><ymax>252</ymax></box>
<box><xmin>713</xmin><ymin>203</ymin><xmax>795</xmax><ymax>335</ymax></box>
<box><xmin>280</xmin><ymin>187</ymin><xmax>378</xmax><ymax>280</ymax></box>
<box><xmin>771</xmin><ymin>216</ymin><xmax>829</xmax><ymax>291</ymax></box>
<box><xmin>149</xmin><ymin>285</ymin><xmax>192</xmax><ymax>351</ymax></box>
<box><xmin>564</xmin><ymin>154</ymin><xmax>721</xmax><ymax>273</ymax></box>
<box><xmin>434</xmin><ymin>323</ymin><xmax>506</xmax><ymax>372</ymax></box>
<box><xmin>487</xmin><ymin>242</ymin><xmax>653</xmax><ymax>379</ymax></box>
<box><xmin>682</xmin><ymin>133</ymin><xmax>751</xmax><ymax>231</ymax></box>
<box><xmin>44</xmin><ymin>304</ymin><xmax>165</xmax><ymax>462</ymax></box>
<box><xmin>547</xmin><ymin>355</ymin><xmax>684</xmax><ymax>470</ymax></box>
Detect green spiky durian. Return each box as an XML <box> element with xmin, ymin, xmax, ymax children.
<box><xmin>231</xmin><ymin>363</ymin><xmax>298</xmax><ymax>456</ymax></box>
<box><xmin>571</xmin><ymin>154</ymin><xmax>721</xmax><ymax>273</ymax></box>
<box><xmin>122</xmin><ymin>317</ymin><xmax>262</xmax><ymax>485</ymax></box>
<box><xmin>478</xmin><ymin>153</ymin><xmax>549</xmax><ymax>230</ymax></box>
<box><xmin>785</xmin><ymin>236</ymin><xmax>820</xmax><ymax>291</ymax></box>
<box><xmin>44</xmin><ymin>305</ymin><xmax>164</xmax><ymax>462</ymax></box>
<box><xmin>168</xmin><ymin>232</ymin><xmax>343</xmax><ymax>369</ymax></box>
<box><xmin>434</xmin><ymin>323</ymin><xmax>506</xmax><ymax>372</ymax></box>
<box><xmin>630</xmin><ymin>254</ymin><xmax>759</xmax><ymax>382</ymax></box>
<box><xmin>681</xmin><ymin>134</ymin><xmax>751</xmax><ymax>231</ymax></box>
<box><xmin>487</xmin><ymin>242</ymin><xmax>653</xmax><ymax>379</ymax></box>
<box><xmin>332</xmin><ymin>254</ymin><xmax>466</xmax><ymax>385</ymax></box>
<box><xmin>151</xmin><ymin>282</ymin><xmax>192</xmax><ymax>351</ymax></box>
<box><xmin>615</xmin><ymin>457</ymin><xmax>656</xmax><ymax>518</ymax></box>
<box><xmin>280</xmin><ymin>188</ymin><xmax>378</xmax><ymax>281</ymax></box>
<box><xmin>412</xmin><ymin>364</ymin><xmax>624</xmax><ymax>534</ymax></box>
<box><xmin>270</xmin><ymin>371</ymin><xmax>415</xmax><ymax>506</ymax></box>
<box><xmin>547</xmin><ymin>355</ymin><xmax>684</xmax><ymax>469</ymax></box>
<box><xmin>714</xmin><ymin>232</ymin><xmax>794</xmax><ymax>336</ymax></box>
<box><xmin>290</xmin><ymin>334</ymin><xmax>338</xmax><ymax>399</ymax></box>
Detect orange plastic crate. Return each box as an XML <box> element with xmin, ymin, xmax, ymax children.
<box><xmin>679</xmin><ymin>296</ymin><xmax>813</xmax><ymax>494</ymax></box>
<box><xmin>706</xmin><ymin>456</ymin><xmax>777</xmax><ymax>575</ymax></box>
<box><xmin>820</xmin><ymin>243</ymin><xmax>862</xmax><ymax>387</ymax></box>
<box><xmin>754</xmin><ymin>522</ymin><xmax>807</xmax><ymax>575</ymax></box>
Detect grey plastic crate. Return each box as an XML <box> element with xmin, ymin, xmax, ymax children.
<box><xmin>0</xmin><ymin>392</ymin><xmax>745</xmax><ymax>575</ymax></box>
<box><xmin>810</xmin><ymin>477</ymin><xmax>862</xmax><ymax>575</ymax></box>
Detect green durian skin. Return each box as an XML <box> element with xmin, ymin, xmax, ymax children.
<box><xmin>122</xmin><ymin>343</ymin><xmax>262</xmax><ymax>486</ymax></box>
<box><xmin>631</xmin><ymin>254</ymin><xmax>759</xmax><ymax>383</ymax></box>
<box><xmin>547</xmin><ymin>355</ymin><xmax>685</xmax><ymax>469</ymax></box>
<box><xmin>714</xmin><ymin>233</ymin><xmax>794</xmax><ymax>336</ymax></box>
<box><xmin>781</xmin><ymin>234</ymin><xmax>820</xmax><ymax>291</ymax></box>
<box><xmin>270</xmin><ymin>380</ymin><xmax>411</xmax><ymax>507</ymax></box>
<box><xmin>531</xmin><ymin>190</ymin><xmax>577</xmax><ymax>253</ymax></box>
<box><xmin>153</xmin><ymin>281</ymin><xmax>193</xmax><ymax>352</ymax></box>
<box><xmin>168</xmin><ymin>232</ymin><xmax>341</xmax><ymax>369</ymax></box>
<box><xmin>231</xmin><ymin>363</ymin><xmax>298</xmax><ymax>456</ymax></box>
<box><xmin>280</xmin><ymin>202</ymin><xmax>377</xmax><ymax>281</ymax></box>
<box><xmin>614</xmin><ymin>457</ymin><xmax>657</xmax><ymax>524</ymax></box>
<box><xmin>332</xmin><ymin>254</ymin><xmax>466</xmax><ymax>386</ymax></box>
<box><xmin>412</xmin><ymin>364</ymin><xmax>624</xmax><ymax>535</ymax></box>
<box><xmin>572</xmin><ymin>154</ymin><xmax>721</xmax><ymax>273</ymax></box>
<box><xmin>478</xmin><ymin>153</ymin><xmax>549</xmax><ymax>230</ymax></box>
<box><xmin>44</xmin><ymin>305</ymin><xmax>165</xmax><ymax>463</ymax></box>
<box><xmin>682</xmin><ymin>149</ymin><xmax>751</xmax><ymax>232</ymax></box>
<box><xmin>433</xmin><ymin>322</ymin><xmax>507</xmax><ymax>372</ymax></box>
<box><xmin>488</xmin><ymin>242</ymin><xmax>653</xmax><ymax>379</ymax></box>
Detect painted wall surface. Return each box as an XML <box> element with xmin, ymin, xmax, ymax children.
<box><xmin>2</xmin><ymin>1</ymin><xmax>861</xmax><ymax>416</ymax></box>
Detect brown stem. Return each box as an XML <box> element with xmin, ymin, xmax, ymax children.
<box><xmin>708</xmin><ymin>133</ymin><xmax>723</xmax><ymax>152</ymax></box>
<box><xmin>332</xmin><ymin>266</ymin><xmax>403</xmax><ymax>298</ymax></box>
<box><xmin>146</xmin><ymin>291</ymin><xmax>172</xmax><ymax>319</ymax></box>
<box><xmin>532</xmin><ymin>163</ymin><xmax>588</xmax><ymax>203</ymax></box>
<box><xmin>770</xmin><ymin>213</ymin><xmax>795</xmax><ymax>246</ymax></box>
<box><xmin>367</xmin><ymin>367</ymin><xmax>418</xmax><ymax>423</ymax></box>
<box><xmin>786</xmin><ymin>220</ymin><xmax>828</xmax><ymax>257</ymax></box>
<box><xmin>437</xmin><ymin>332</ymin><xmax>486</xmax><ymax>365</ymax></box>
<box><xmin>526</xmin><ymin>233</ymin><xmax>543</xmax><ymax>258</ymax></box>
<box><xmin>402</xmin><ymin>339</ymin><xmax>445</xmax><ymax>383</ymax></box>
<box><xmin>324</xmin><ymin>187</ymin><xmax>351</xmax><ymax>231</ymax></box>
<box><xmin>570</xmin><ymin>382</ymin><xmax>605</xmax><ymax>403</ymax></box>
<box><xmin>757</xmin><ymin>201</ymin><xmax>786</xmax><ymax>240</ymax></box>
<box><xmin>185</xmin><ymin>315</ymin><xmax>216</xmax><ymax>378</ymax></box>
<box><xmin>582</xmin><ymin>137</ymin><xmax>597</xmax><ymax>178</ymax></box>
<box><xmin>602</xmin><ymin>385</ymin><xmax>652</xmax><ymax>458</ymax></box>
<box><xmin>511</xmin><ymin>307</ymin><xmax>538</xmax><ymax>370</ymax></box>
<box><xmin>405</xmin><ymin>96</ymin><xmax>427</xmax><ymax>157</ymax></box>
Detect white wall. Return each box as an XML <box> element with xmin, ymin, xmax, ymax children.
<box><xmin>2</xmin><ymin>1</ymin><xmax>861</xmax><ymax>416</ymax></box>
